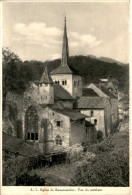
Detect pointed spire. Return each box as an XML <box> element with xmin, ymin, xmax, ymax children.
<box><xmin>40</xmin><ymin>66</ymin><xmax>53</xmax><ymax>84</ymax></box>
<box><xmin>61</xmin><ymin>16</ymin><xmax>69</xmax><ymax>66</ymax></box>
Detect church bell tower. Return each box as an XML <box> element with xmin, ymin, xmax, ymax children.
<box><xmin>39</xmin><ymin>66</ymin><xmax>54</xmax><ymax>104</ymax></box>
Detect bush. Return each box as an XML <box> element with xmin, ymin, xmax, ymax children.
<box><xmin>97</xmin><ymin>130</ymin><xmax>103</xmax><ymax>142</ymax></box>
<box><xmin>71</xmin><ymin>131</ymin><xmax>129</xmax><ymax>186</ymax></box>
<box><xmin>66</xmin><ymin>144</ymin><xmax>84</xmax><ymax>163</ymax></box>
<box><xmin>3</xmin><ymin>156</ymin><xmax>30</xmax><ymax>186</ymax></box>
<box><xmin>16</xmin><ymin>173</ymin><xmax>45</xmax><ymax>186</ymax></box>
<box><xmin>72</xmin><ymin>152</ymin><xmax>129</xmax><ymax>186</ymax></box>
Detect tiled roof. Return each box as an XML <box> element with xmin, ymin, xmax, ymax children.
<box><xmin>3</xmin><ymin>132</ymin><xmax>42</xmax><ymax>157</ymax></box>
<box><xmin>74</xmin><ymin>97</ymin><xmax>106</xmax><ymax>109</ymax></box>
<box><xmin>90</xmin><ymin>83</ymin><xmax>117</xmax><ymax>99</ymax></box>
<box><xmin>40</xmin><ymin>66</ymin><xmax>54</xmax><ymax>84</ymax></box>
<box><xmin>54</xmin><ymin>85</ymin><xmax>73</xmax><ymax>100</ymax></box>
<box><xmin>51</xmin><ymin>108</ymin><xmax>87</xmax><ymax>120</ymax></box>
<box><xmin>82</xmin><ymin>88</ymin><xmax>99</xmax><ymax>97</ymax></box>
<box><xmin>50</xmin><ymin>65</ymin><xmax>73</xmax><ymax>75</ymax></box>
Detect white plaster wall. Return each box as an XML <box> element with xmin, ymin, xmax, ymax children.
<box><xmin>80</xmin><ymin>109</ymin><xmax>105</xmax><ymax>135</ymax></box>
<box><xmin>70</xmin><ymin>119</ymin><xmax>86</xmax><ymax>145</ymax></box>
<box><xmin>39</xmin><ymin>84</ymin><xmax>54</xmax><ymax>104</ymax></box>
<box><xmin>72</xmin><ymin>75</ymin><xmax>82</xmax><ymax>98</ymax></box>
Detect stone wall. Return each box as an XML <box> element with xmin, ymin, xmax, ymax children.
<box><xmin>104</xmin><ymin>98</ymin><xmax>112</xmax><ymax>136</ymax></box>
<box><xmin>111</xmin><ymin>99</ymin><xmax>119</xmax><ymax>124</ymax></box>
<box><xmin>70</xmin><ymin>119</ymin><xmax>86</xmax><ymax>146</ymax></box>
<box><xmin>48</xmin><ymin>109</ymin><xmax>70</xmax><ymax>152</ymax></box>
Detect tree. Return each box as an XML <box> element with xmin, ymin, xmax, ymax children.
<box><xmin>2</xmin><ymin>47</ymin><xmax>32</xmax><ymax>109</ymax></box>
<box><xmin>2</xmin><ymin>47</ymin><xmax>21</xmax><ymax>67</ymax></box>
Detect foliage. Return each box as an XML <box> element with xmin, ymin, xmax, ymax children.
<box><xmin>66</xmin><ymin>143</ymin><xmax>84</xmax><ymax>163</ymax></box>
<box><xmin>2</xmin><ymin>48</ymin><xmax>32</xmax><ymax>109</ymax></box>
<box><xmin>3</xmin><ymin>155</ymin><xmax>30</xmax><ymax>186</ymax></box>
<box><xmin>2</xmin><ymin>47</ymin><xmax>21</xmax><ymax>66</ymax></box>
<box><xmin>71</xmin><ymin>131</ymin><xmax>129</xmax><ymax>186</ymax></box>
<box><xmin>97</xmin><ymin>130</ymin><xmax>104</xmax><ymax>142</ymax></box>
<box><xmin>112</xmin><ymin>119</ymin><xmax>120</xmax><ymax>133</ymax></box>
<box><xmin>16</xmin><ymin>173</ymin><xmax>45</xmax><ymax>186</ymax></box>
<box><xmin>72</xmin><ymin>153</ymin><xmax>128</xmax><ymax>186</ymax></box>
<box><xmin>22</xmin><ymin>55</ymin><xmax>128</xmax><ymax>91</ymax></box>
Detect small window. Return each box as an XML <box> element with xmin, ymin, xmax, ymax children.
<box><xmin>91</xmin><ymin>111</ymin><xmax>94</xmax><ymax>117</ymax></box>
<box><xmin>57</xmin><ymin>81</ymin><xmax>60</xmax><ymax>84</ymax></box>
<box><xmin>31</xmin><ymin>133</ymin><xmax>34</xmax><ymax>140</ymax></box>
<box><xmin>53</xmin><ymin>112</ymin><xmax>54</xmax><ymax>116</ymax></box>
<box><xmin>35</xmin><ymin>133</ymin><xmax>38</xmax><ymax>140</ymax></box>
<box><xmin>80</xmin><ymin>119</ymin><xmax>83</xmax><ymax>124</ymax></box>
<box><xmin>74</xmin><ymin>81</ymin><xmax>76</xmax><ymax>86</ymax></box>
<box><xmin>56</xmin><ymin>121</ymin><xmax>61</xmax><ymax>126</ymax></box>
<box><xmin>55</xmin><ymin>81</ymin><xmax>58</xmax><ymax>84</ymax></box>
<box><xmin>27</xmin><ymin>133</ymin><xmax>30</xmax><ymax>140</ymax></box>
<box><xmin>62</xmin><ymin>81</ymin><xmax>65</xmax><ymax>85</ymax></box>
<box><xmin>65</xmin><ymin>80</ymin><xmax>67</xmax><ymax>85</ymax></box>
<box><xmin>55</xmin><ymin>135</ymin><xmax>62</xmax><ymax>145</ymax></box>
<box><xmin>94</xmin><ymin>119</ymin><xmax>97</xmax><ymax>126</ymax></box>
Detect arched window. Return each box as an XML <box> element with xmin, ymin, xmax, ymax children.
<box><xmin>94</xmin><ymin>119</ymin><xmax>97</xmax><ymax>126</ymax></box>
<box><xmin>91</xmin><ymin>111</ymin><xmax>94</xmax><ymax>117</ymax></box>
<box><xmin>74</xmin><ymin>81</ymin><xmax>76</xmax><ymax>86</ymax></box>
<box><xmin>25</xmin><ymin>106</ymin><xmax>38</xmax><ymax>141</ymax></box>
<box><xmin>55</xmin><ymin>135</ymin><xmax>62</xmax><ymax>145</ymax></box>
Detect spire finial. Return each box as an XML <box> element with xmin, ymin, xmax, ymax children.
<box><xmin>64</xmin><ymin>15</ymin><xmax>66</xmax><ymax>22</ymax></box>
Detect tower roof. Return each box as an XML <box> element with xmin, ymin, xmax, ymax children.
<box><xmin>61</xmin><ymin>16</ymin><xmax>69</xmax><ymax>66</ymax></box>
<box><xmin>39</xmin><ymin>66</ymin><xmax>54</xmax><ymax>84</ymax></box>
<box><xmin>51</xmin><ymin>17</ymin><xmax>74</xmax><ymax>75</ymax></box>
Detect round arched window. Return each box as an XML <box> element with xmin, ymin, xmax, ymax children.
<box><xmin>55</xmin><ymin>135</ymin><xmax>62</xmax><ymax>145</ymax></box>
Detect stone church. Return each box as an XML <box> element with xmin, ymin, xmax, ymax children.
<box><xmin>3</xmin><ymin>18</ymin><xmax>118</xmax><ymax>154</ymax></box>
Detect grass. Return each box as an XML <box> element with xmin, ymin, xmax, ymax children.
<box><xmin>30</xmin><ymin>163</ymin><xmax>77</xmax><ymax>186</ymax></box>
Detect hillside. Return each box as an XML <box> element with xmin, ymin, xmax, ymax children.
<box><xmin>24</xmin><ymin>55</ymin><xmax>129</xmax><ymax>91</ymax></box>
<box><xmin>29</xmin><ymin>129</ymin><xmax>129</xmax><ymax>186</ymax></box>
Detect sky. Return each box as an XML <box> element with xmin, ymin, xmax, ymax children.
<box><xmin>2</xmin><ymin>2</ymin><xmax>130</xmax><ymax>63</ymax></box>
